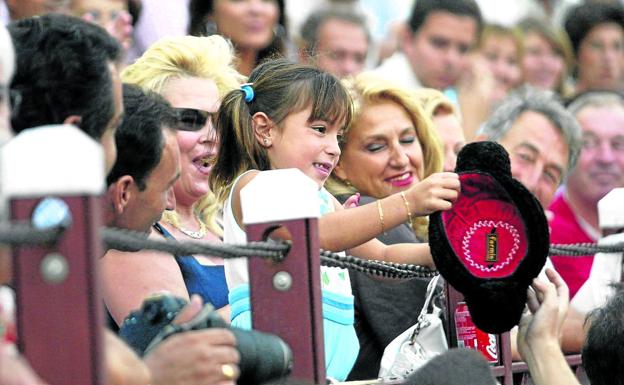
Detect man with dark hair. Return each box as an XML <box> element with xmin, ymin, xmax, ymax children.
<box><xmin>582</xmin><ymin>288</ymin><xmax>624</xmax><ymax>385</ymax></box>
<box><xmin>105</xmin><ymin>84</ymin><xmax>180</xmax><ymax>234</ymax></box>
<box><xmin>298</xmin><ymin>7</ymin><xmax>370</xmax><ymax>78</ymax></box>
<box><xmin>374</xmin><ymin>0</ymin><xmax>482</xmax><ymax>91</ymax></box>
<box><xmin>103</xmin><ymin>85</ymin><xmax>242</xmax><ymax>385</ymax></box>
<box><xmin>8</xmin><ymin>13</ymin><xmax>123</xmax><ymax>172</ymax></box>
<box><xmin>564</xmin><ymin>2</ymin><xmax>624</xmax><ymax>94</ymax></box>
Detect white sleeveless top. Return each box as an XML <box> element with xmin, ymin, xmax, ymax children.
<box><xmin>222</xmin><ymin>170</ymin><xmax>351</xmax><ymax>295</ymax></box>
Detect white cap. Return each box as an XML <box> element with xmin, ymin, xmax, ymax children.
<box><xmin>598</xmin><ymin>188</ymin><xmax>624</xmax><ymax>229</ymax></box>
<box><xmin>0</xmin><ymin>124</ymin><xmax>105</xmax><ymax>198</ymax></box>
<box><xmin>241</xmin><ymin>168</ymin><xmax>320</xmax><ymax>225</ymax></box>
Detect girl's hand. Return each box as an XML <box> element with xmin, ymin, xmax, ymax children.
<box><xmin>342</xmin><ymin>193</ymin><xmax>360</xmax><ymax>209</ymax></box>
<box><xmin>407</xmin><ymin>172</ymin><xmax>460</xmax><ymax>216</ymax></box>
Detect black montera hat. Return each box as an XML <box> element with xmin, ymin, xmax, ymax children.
<box><xmin>429</xmin><ymin>141</ymin><xmax>549</xmax><ymax>333</ymax></box>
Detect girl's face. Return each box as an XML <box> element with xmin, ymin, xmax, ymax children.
<box><xmin>266</xmin><ymin>106</ymin><xmax>343</xmax><ymax>188</ymax></box>
<box><xmin>481</xmin><ymin>34</ymin><xmax>522</xmax><ymax>103</ymax></box>
<box><xmin>522</xmin><ymin>32</ymin><xmax>565</xmax><ymax>90</ymax></box>
<box><xmin>213</xmin><ymin>0</ymin><xmax>279</xmax><ymax>52</ymax></box>
<box><xmin>161</xmin><ymin>76</ymin><xmax>220</xmax><ymax>206</ymax></box>
<box><xmin>334</xmin><ymin>101</ymin><xmax>425</xmax><ymax>199</ymax></box>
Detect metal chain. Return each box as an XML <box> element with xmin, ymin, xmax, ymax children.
<box><xmin>319</xmin><ymin>250</ymin><xmax>438</xmax><ymax>279</ymax></box>
<box><xmin>548</xmin><ymin>243</ymin><xmax>624</xmax><ymax>256</ymax></box>
<box><xmin>101</xmin><ymin>227</ymin><xmax>290</xmax><ymax>261</ymax></box>
<box><xmin>0</xmin><ymin>222</ymin><xmax>64</xmax><ymax>245</ymax></box>
<box><xmin>104</xmin><ymin>227</ymin><xmax>437</xmax><ymax>279</ymax></box>
<box><xmin>2</xmin><ymin>221</ymin><xmax>624</xmax><ymax>278</ymax></box>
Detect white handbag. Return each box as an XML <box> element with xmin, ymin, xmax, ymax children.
<box><xmin>378</xmin><ymin>275</ymin><xmax>448</xmax><ymax>379</ymax></box>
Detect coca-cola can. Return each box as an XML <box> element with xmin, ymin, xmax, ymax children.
<box><xmin>454</xmin><ymin>302</ymin><xmax>498</xmax><ymax>363</ymax></box>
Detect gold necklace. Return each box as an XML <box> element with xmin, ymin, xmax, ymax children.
<box><xmin>166</xmin><ymin>217</ymin><xmax>208</xmax><ymax>239</ymax></box>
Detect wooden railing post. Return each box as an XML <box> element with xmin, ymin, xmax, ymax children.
<box><xmin>241</xmin><ymin>169</ymin><xmax>326</xmax><ymax>384</ymax></box>
<box><xmin>1</xmin><ymin>125</ymin><xmax>106</xmax><ymax>385</ymax></box>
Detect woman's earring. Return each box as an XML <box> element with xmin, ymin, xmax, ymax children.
<box><xmin>263</xmin><ymin>138</ymin><xmax>270</xmax><ymax>146</ymax></box>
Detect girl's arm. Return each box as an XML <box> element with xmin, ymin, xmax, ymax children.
<box><xmin>319</xmin><ymin>173</ymin><xmax>459</xmax><ymax>254</ymax></box>
<box><xmin>231</xmin><ymin>171</ymin><xmax>456</xmax><ymax>267</ymax></box>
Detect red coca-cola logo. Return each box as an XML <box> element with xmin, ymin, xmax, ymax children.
<box><xmin>454</xmin><ymin>302</ymin><xmax>498</xmax><ymax>363</ymax></box>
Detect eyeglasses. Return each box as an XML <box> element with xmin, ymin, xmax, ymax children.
<box><xmin>174</xmin><ymin>108</ymin><xmax>217</xmax><ymax>131</ymax></box>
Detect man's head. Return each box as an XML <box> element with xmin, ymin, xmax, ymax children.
<box><xmin>402</xmin><ymin>0</ymin><xmax>482</xmax><ymax>90</ymax></box>
<box><xmin>479</xmin><ymin>87</ymin><xmax>582</xmax><ymax>208</ymax></box>
<box><xmin>566</xmin><ymin>91</ymin><xmax>624</xmax><ymax>208</ymax></box>
<box><xmin>8</xmin><ymin>14</ymin><xmax>123</xmax><ymax>172</ymax></box>
<box><xmin>583</xmin><ymin>288</ymin><xmax>624</xmax><ymax>385</ymax></box>
<box><xmin>299</xmin><ymin>8</ymin><xmax>370</xmax><ymax>78</ymax></box>
<box><xmin>564</xmin><ymin>2</ymin><xmax>624</xmax><ymax>93</ymax></box>
<box><xmin>106</xmin><ymin>84</ymin><xmax>180</xmax><ymax>233</ymax></box>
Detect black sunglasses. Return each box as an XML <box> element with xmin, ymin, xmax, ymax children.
<box><xmin>174</xmin><ymin>108</ymin><xmax>217</xmax><ymax>131</ymax></box>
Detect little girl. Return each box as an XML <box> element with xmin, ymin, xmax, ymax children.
<box><xmin>209</xmin><ymin>59</ymin><xmax>460</xmax><ymax>380</ymax></box>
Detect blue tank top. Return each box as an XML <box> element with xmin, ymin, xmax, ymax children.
<box><xmin>153</xmin><ymin>222</ymin><xmax>229</xmax><ymax>308</ymax></box>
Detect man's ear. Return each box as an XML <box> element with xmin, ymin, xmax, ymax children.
<box><xmin>332</xmin><ymin>161</ymin><xmax>348</xmax><ymax>181</ymax></box>
<box><xmin>251</xmin><ymin>112</ymin><xmax>274</xmax><ymax>147</ymax></box>
<box><xmin>63</xmin><ymin>115</ymin><xmax>82</xmax><ymax>127</ymax></box>
<box><xmin>107</xmin><ymin>175</ymin><xmax>134</xmax><ymax>215</ymax></box>
<box><xmin>399</xmin><ymin>23</ymin><xmax>415</xmax><ymax>54</ymax></box>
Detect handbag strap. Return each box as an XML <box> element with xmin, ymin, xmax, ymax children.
<box><xmin>419</xmin><ymin>274</ymin><xmax>441</xmax><ymax>318</ymax></box>
<box><xmin>409</xmin><ymin>275</ymin><xmax>441</xmax><ymax>342</ymax></box>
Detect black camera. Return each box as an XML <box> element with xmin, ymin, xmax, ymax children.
<box><xmin>119</xmin><ymin>294</ymin><xmax>293</xmax><ymax>385</ymax></box>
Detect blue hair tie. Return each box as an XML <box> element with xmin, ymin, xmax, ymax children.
<box><xmin>240</xmin><ymin>83</ymin><xmax>254</xmax><ymax>103</ymax></box>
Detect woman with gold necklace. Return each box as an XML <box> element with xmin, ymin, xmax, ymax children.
<box><xmin>102</xmin><ymin>34</ymin><xmax>244</xmax><ymax>325</ymax></box>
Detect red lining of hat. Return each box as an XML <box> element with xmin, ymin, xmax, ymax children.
<box><xmin>441</xmin><ymin>173</ymin><xmax>528</xmax><ymax>278</ymax></box>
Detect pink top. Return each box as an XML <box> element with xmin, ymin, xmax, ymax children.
<box><xmin>549</xmin><ymin>192</ymin><xmax>596</xmax><ymax>298</ymax></box>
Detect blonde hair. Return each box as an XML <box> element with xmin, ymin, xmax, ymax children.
<box><xmin>122</xmin><ymin>35</ymin><xmax>245</xmax><ymax>236</ymax></box>
<box><xmin>210</xmin><ymin>59</ymin><xmax>353</xmax><ymax>206</ymax></box>
<box><xmin>413</xmin><ymin>87</ymin><xmax>461</xmax><ymax>120</ymax></box>
<box><xmin>326</xmin><ymin>72</ymin><xmax>444</xmax><ymax>239</ymax></box>
<box><xmin>479</xmin><ymin>24</ymin><xmax>524</xmax><ymax>57</ymax></box>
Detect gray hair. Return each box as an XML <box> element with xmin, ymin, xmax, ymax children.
<box><xmin>567</xmin><ymin>91</ymin><xmax>624</xmax><ymax>116</ymax></box>
<box><xmin>480</xmin><ymin>86</ymin><xmax>582</xmax><ymax>174</ymax></box>
<box><xmin>0</xmin><ymin>24</ymin><xmax>14</xmax><ymax>84</ymax></box>
<box><xmin>299</xmin><ymin>7</ymin><xmax>370</xmax><ymax>54</ymax></box>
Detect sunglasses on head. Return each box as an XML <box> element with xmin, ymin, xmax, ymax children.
<box><xmin>174</xmin><ymin>108</ymin><xmax>217</xmax><ymax>131</ymax></box>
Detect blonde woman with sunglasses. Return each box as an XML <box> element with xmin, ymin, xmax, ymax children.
<box><xmin>102</xmin><ymin>35</ymin><xmax>245</xmax><ymax>325</ymax></box>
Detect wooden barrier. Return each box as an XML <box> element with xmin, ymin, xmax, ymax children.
<box><xmin>1</xmin><ymin>125</ymin><xmax>106</xmax><ymax>385</ymax></box>
<box><xmin>242</xmin><ymin>169</ymin><xmax>326</xmax><ymax>384</ymax></box>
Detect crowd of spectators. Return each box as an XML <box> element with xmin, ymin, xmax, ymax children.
<box><xmin>1</xmin><ymin>0</ymin><xmax>624</xmax><ymax>384</ymax></box>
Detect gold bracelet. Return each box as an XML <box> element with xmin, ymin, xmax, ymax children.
<box><xmin>377</xmin><ymin>199</ymin><xmax>386</xmax><ymax>234</ymax></box>
<box><xmin>400</xmin><ymin>191</ymin><xmax>414</xmax><ymax>230</ymax></box>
